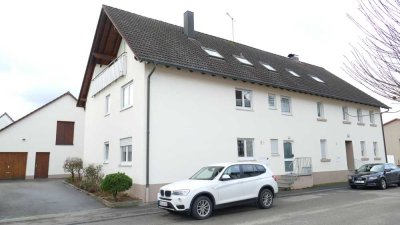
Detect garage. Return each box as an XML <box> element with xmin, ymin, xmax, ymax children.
<box><xmin>0</xmin><ymin>152</ymin><xmax>27</xmax><ymax>180</ymax></box>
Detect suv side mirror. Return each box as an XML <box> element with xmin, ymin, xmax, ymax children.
<box><xmin>384</xmin><ymin>169</ymin><xmax>392</xmax><ymax>173</ymax></box>
<box><xmin>221</xmin><ymin>174</ymin><xmax>231</xmax><ymax>181</ymax></box>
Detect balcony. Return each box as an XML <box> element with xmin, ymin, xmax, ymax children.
<box><xmin>90</xmin><ymin>53</ymin><xmax>127</xmax><ymax>96</ymax></box>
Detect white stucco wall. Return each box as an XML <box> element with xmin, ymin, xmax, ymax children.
<box><xmin>0</xmin><ymin>94</ymin><xmax>84</xmax><ymax>177</ymax></box>
<box><xmin>148</xmin><ymin>66</ymin><xmax>385</xmax><ymax>184</ymax></box>
<box><xmin>83</xmin><ymin>39</ymin><xmax>148</xmax><ymax>185</ymax></box>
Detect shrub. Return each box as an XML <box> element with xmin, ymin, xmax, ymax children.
<box><xmin>63</xmin><ymin>157</ymin><xmax>83</xmax><ymax>182</ymax></box>
<box><xmin>101</xmin><ymin>172</ymin><xmax>132</xmax><ymax>201</ymax></box>
<box><xmin>81</xmin><ymin>164</ymin><xmax>104</xmax><ymax>192</ymax></box>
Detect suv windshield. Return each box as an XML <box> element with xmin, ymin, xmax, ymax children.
<box><xmin>190</xmin><ymin>166</ymin><xmax>225</xmax><ymax>180</ymax></box>
<box><xmin>358</xmin><ymin>164</ymin><xmax>383</xmax><ymax>172</ymax></box>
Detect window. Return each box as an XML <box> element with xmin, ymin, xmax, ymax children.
<box><xmin>268</xmin><ymin>94</ymin><xmax>276</xmax><ymax>109</ymax></box>
<box><xmin>286</xmin><ymin>69</ymin><xmax>300</xmax><ymax>77</ymax></box>
<box><xmin>310</xmin><ymin>75</ymin><xmax>324</xmax><ymax>83</ymax></box>
<box><xmin>105</xmin><ymin>94</ymin><xmax>111</xmax><ymax>115</ymax></box>
<box><xmin>120</xmin><ymin>137</ymin><xmax>132</xmax><ymax>163</ymax></box>
<box><xmin>260</xmin><ymin>62</ymin><xmax>276</xmax><ymax>71</ymax></box>
<box><xmin>369</xmin><ymin>111</ymin><xmax>376</xmax><ymax>125</ymax></box>
<box><xmin>342</xmin><ymin>106</ymin><xmax>349</xmax><ymax>121</ymax></box>
<box><xmin>223</xmin><ymin>165</ymin><xmax>241</xmax><ymax>179</ymax></box>
<box><xmin>357</xmin><ymin>108</ymin><xmax>363</xmax><ymax>123</ymax></box>
<box><xmin>56</xmin><ymin>121</ymin><xmax>74</xmax><ymax>145</ymax></box>
<box><xmin>242</xmin><ymin>164</ymin><xmax>258</xmax><ymax>177</ymax></box>
<box><xmin>320</xmin><ymin>139</ymin><xmax>327</xmax><ymax>159</ymax></box>
<box><xmin>317</xmin><ymin>102</ymin><xmax>324</xmax><ymax>118</ymax></box>
<box><xmin>373</xmin><ymin>142</ymin><xmax>378</xmax><ymax>157</ymax></box>
<box><xmin>237</xmin><ymin>138</ymin><xmax>254</xmax><ymax>158</ymax></box>
<box><xmin>121</xmin><ymin>82</ymin><xmax>133</xmax><ymax>109</ymax></box>
<box><xmin>360</xmin><ymin>141</ymin><xmax>366</xmax><ymax>157</ymax></box>
<box><xmin>271</xmin><ymin>139</ymin><xmax>279</xmax><ymax>155</ymax></box>
<box><xmin>281</xmin><ymin>96</ymin><xmax>292</xmax><ymax>114</ymax></box>
<box><xmin>104</xmin><ymin>142</ymin><xmax>109</xmax><ymax>163</ymax></box>
<box><xmin>235</xmin><ymin>89</ymin><xmax>252</xmax><ymax>109</ymax></box>
<box><xmin>202</xmin><ymin>47</ymin><xmax>224</xmax><ymax>59</ymax></box>
<box><xmin>233</xmin><ymin>55</ymin><xmax>253</xmax><ymax>66</ymax></box>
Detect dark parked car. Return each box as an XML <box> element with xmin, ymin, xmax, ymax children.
<box><xmin>348</xmin><ymin>163</ymin><xmax>400</xmax><ymax>189</ymax></box>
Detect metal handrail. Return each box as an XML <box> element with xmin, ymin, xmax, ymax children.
<box><xmin>92</xmin><ymin>52</ymin><xmax>127</xmax><ymax>81</ymax></box>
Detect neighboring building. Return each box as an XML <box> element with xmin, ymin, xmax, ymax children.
<box><xmin>383</xmin><ymin>118</ymin><xmax>400</xmax><ymax>165</ymax></box>
<box><xmin>0</xmin><ymin>112</ymin><xmax>14</xmax><ymax>129</ymax></box>
<box><xmin>0</xmin><ymin>92</ymin><xmax>84</xmax><ymax>180</ymax></box>
<box><xmin>78</xmin><ymin>6</ymin><xmax>387</xmax><ymax>202</ymax></box>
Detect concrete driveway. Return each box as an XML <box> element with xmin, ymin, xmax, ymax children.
<box><xmin>0</xmin><ymin>179</ymin><xmax>104</xmax><ymax>220</ymax></box>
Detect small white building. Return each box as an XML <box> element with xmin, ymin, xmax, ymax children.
<box><xmin>0</xmin><ymin>92</ymin><xmax>84</xmax><ymax>180</ymax></box>
<box><xmin>0</xmin><ymin>112</ymin><xmax>14</xmax><ymax>129</ymax></box>
<box><xmin>78</xmin><ymin>6</ymin><xmax>388</xmax><ymax>202</ymax></box>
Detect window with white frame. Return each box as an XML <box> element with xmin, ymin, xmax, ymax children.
<box><xmin>202</xmin><ymin>47</ymin><xmax>224</xmax><ymax>59</ymax></box>
<box><xmin>260</xmin><ymin>62</ymin><xmax>276</xmax><ymax>71</ymax></box>
<box><xmin>373</xmin><ymin>142</ymin><xmax>378</xmax><ymax>157</ymax></box>
<box><xmin>357</xmin><ymin>108</ymin><xmax>363</xmax><ymax>123</ymax></box>
<box><xmin>105</xmin><ymin>94</ymin><xmax>111</xmax><ymax>115</ymax></box>
<box><xmin>342</xmin><ymin>106</ymin><xmax>349</xmax><ymax>121</ymax></box>
<box><xmin>281</xmin><ymin>96</ymin><xmax>292</xmax><ymax>114</ymax></box>
<box><xmin>270</xmin><ymin>139</ymin><xmax>279</xmax><ymax>155</ymax></box>
<box><xmin>121</xmin><ymin>82</ymin><xmax>133</xmax><ymax>109</ymax></box>
<box><xmin>120</xmin><ymin>137</ymin><xmax>132</xmax><ymax>163</ymax></box>
<box><xmin>320</xmin><ymin>139</ymin><xmax>327</xmax><ymax>159</ymax></box>
<box><xmin>237</xmin><ymin>138</ymin><xmax>254</xmax><ymax>158</ymax></box>
<box><xmin>268</xmin><ymin>94</ymin><xmax>276</xmax><ymax>109</ymax></box>
<box><xmin>317</xmin><ymin>102</ymin><xmax>324</xmax><ymax>118</ymax></box>
<box><xmin>235</xmin><ymin>89</ymin><xmax>252</xmax><ymax>109</ymax></box>
<box><xmin>104</xmin><ymin>142</ymin><xmax>109</xmax><ymax>163</ymax></box>
<box><xmin>360</xmin><ymin>141</ymin><xmax>366</xmax><ymax>157</ymax></box>
<box><xmin>369</xmin><ymin>111</ymin><xmax>376</xmax><ymax>125</ymax></box>
<box><xmin>233</xmin><ymin>55</ymin><xmax>253</xmax><ymax>66</ymax></box>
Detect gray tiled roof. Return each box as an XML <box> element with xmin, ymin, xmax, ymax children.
<box><xmin>103</xmin><ymin>5</ymin><xmax>386</xmax><ymax>108</ymax></box>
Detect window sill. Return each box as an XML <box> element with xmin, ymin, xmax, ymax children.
<box><xmin>374</xmin><ymin>157</ymin><xmax>382</xmax><ymax>161</ymax></box>
<box><xmin>104</xmin><ymin>113</ymin><xmax>110</xmax><ymax>117</ymax></box>
<box><xmin>238</xmin><ymin>157</ymin><xmax>256</xmax><ymax>161</ymax></box>
<box><xmin>357</xmin><ymin>122</ymin><xmax>365</xmax><ymax>126</ymax></box>
<box><xmin>236</xmin><ymin>107</ymin><xmax>253</xmax><ymax>112</ymax></box>
<box><xmin>320</xmin><ymin>158</ymin><xmax>331</xmax><ymax>162</ymax></box>
<box><xmin>281</xmin><ymin>112</ymin><xmax>292</xmax><ymax>116</ymax></box>
<box><xmin>370</xmin><ymin>124</ymin><xmax>377</xmax><ymax>127</ymax></box>
<box><xmin>361</xmin><ymin>157</ymin><xmax>369</xmax><ymax>161</ymax></box>
<box><xmin>119</xmin><ymin>163</ymin><xmax>132</xmax><ymax>167</ymax></box>
<box><xmin>103</xmin><ymin>161</ymin><xmax>109</xmax><ymax>164</ymax></box>
<box><xmin>120</xmin><ymin>105</ymin><xmax>133</xmax><ymax>112</ymax></box>
<box><xmin>271</xmin><ymin>153</ymin><xmax>280</xmax><ymax>157</ymax></box>
<box><xmin>268</xmin><ymin>107</ymin><xmax>277</xmax><ymax>110</ymax></box>
<box><xmin>342</xmin><ymin>121</ymin><xmax>351</xmax><ymax>124</ymax></box>
<box><xmin>317</xmin><ymin>118</ymin><xmax>327</xmax><ymax>122</ymax></box>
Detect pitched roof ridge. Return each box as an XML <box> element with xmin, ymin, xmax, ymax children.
<box><xmin>383</xmin><ymin>118</ymin><xmax>400</xmax><ymax>126</ymax></box>
<box><xmin>0</xmin><ymin>112</ymin><xmax>14</xmax><ymax>122</ymax></box>
<box><xmin>0</xmin><ymin>92</ymin><xmax>77</xmax><ymax>133</ymax></box>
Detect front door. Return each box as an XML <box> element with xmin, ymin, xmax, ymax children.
<box><xmin>345</xmin><ymin>141</ymin><xmax>355</xmax><ymax>171</ymax></box>
<box><xmin>34</xmin><ymin>152</ymin><xmax>50</xmax><ymax>179</ymax></box>
<box><xmin>284</xmin><ymin>141</ymin><xmax>294</xmax><ymax>173</ymax></box>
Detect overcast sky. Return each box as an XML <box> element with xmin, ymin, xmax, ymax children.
<box><xmin>0</xmin><ymin>0</ymin><xmax>399</xmax><ymax>122</ymax></box>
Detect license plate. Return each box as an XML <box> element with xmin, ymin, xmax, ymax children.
<box><xmin>355</xmin><ymin>180</ymin><xmax>365</xmax><ymax>184</ymax></box>
<box><xmin>159</xmin><ymin>201</ymin><xmax>168</xmax><ymax>207</ymax></box>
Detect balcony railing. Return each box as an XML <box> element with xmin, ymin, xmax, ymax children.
<box><xmin>90</xmin><ymin>53</ymin><xmax>127</xmax><ymax>96</ymax></box>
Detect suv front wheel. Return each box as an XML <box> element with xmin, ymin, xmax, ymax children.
<box><xmin>258</xmin><ymin>188</ymin><xmax>273</xmax><ymax>209</ymax></box>
<box><xmin>191</xmin><ymin>196</ymin><xmax>213</xmax><ymax>220</ymax></box>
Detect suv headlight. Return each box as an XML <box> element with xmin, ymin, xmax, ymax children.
<box><xmin>368</xmin><ymin>176</ymin><xmax>378</xmax><ymax>180</ymax></box>
<box><xmin>172</xmin><ymin>189</ymin><xmax>190</xmax><ymax>196</ymax></box>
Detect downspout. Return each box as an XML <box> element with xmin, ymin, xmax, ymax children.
<box><xmin>380</xmin><ymin>111</ymin><xmax>388</xmax><ymax>163</ymax></box>
<box><xmin>145</xmin><ymin>64</ymin><xmax>157</xmax><ymax>202</ymax></box>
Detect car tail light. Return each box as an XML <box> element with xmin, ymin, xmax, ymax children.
<box><xmin>272</xmin><ymin>175</ymin><xmax>278</xmax><ymax>181</ymax></box>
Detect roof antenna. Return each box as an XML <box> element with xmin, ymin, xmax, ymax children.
<box><xmin>226</xmin><ymin>12</ymin><xmax>235</xmax><ymax>42</ymax></box>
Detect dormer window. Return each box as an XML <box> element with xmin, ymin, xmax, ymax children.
<box><xmin>310</xmin><ymin>75</ymin><xmax>325</xmax><ymax>83</ymax></box>
<box><xmin>202</xmin><ymin>47</ymin><xmax>224</xmax><ymax>59</ymax></box>
<box><xmin>286</xmin><ymin>69</ymin><xmax>300</xmax><ymax>77</ymax></box>
<box><xmin>234</xmin><ymin>55</ymin><xmax>253</xmax><ymax>66</ymax></box>
<box><xmin>260</xmin><ymin>62</ymin><xmax>276</xmax><ymax>71</ymax></box>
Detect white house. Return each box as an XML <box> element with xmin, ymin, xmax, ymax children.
<box><xmin>0</xmin><ymin>112</ymin><xmax>14</xmax><ymax>129</ymax></box>
<box><xmin>0</xmin><ymin>92</ymin><xmax>84</xmax><ymax>180</ymax></box>
<box><xmin>78</xmin><ymin>6</ymin><xmax>387</xmax><ymax>202</ymax></box>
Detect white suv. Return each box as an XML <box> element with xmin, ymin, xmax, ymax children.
<box><xmin>157</xmin><ymin>162</ymin><xmax>278</xmax><ymax>219</ymax></box>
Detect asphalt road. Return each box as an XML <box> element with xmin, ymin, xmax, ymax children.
<box><xmin>3</xmin><ymin>185</ymin><xmax>400</xmax><ymax>225</ymax></box>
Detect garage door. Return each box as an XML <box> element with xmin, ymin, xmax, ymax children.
<box><xmin>0</xmin><ymin>152</ymin><xmax>28</xmax><ymax>180</ymax></box>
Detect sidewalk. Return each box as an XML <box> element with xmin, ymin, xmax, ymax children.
<box><xmin>278</xmin><ymin>182</ymin><xmax>349</xmax><ymax>197</ymax></box>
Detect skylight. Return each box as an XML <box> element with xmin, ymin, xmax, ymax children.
<box><xmin>310</xmin><ymin>75</ymin><xmax>325</xmax><ymax>83</ymax></box>
<box><xmin>234</xmin><ymin>55</ymin><xmax>253</xmax><ymax>66</ymax></box>
<box><xmin>286</xmin><ymin>69</ymin><xmax>300</xmax><ymax>77</ymax></box>
<box><xmin>260</xmin><ymin>62</ymin><xmax>276</xmax><ymax>71</ymax></box>
<box><xmin>202</xmin><ymin>47</ymin><xmax>224</xmax><ymax>59</ymax></box>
